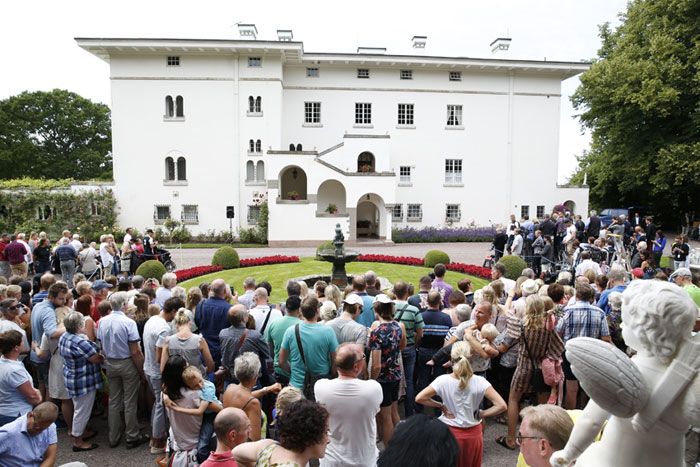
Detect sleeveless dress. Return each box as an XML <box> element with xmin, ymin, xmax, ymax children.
<box><xmin>166</xmin><ymin>334</ymin><xmax>206</xmax><ymax>374</ymax></box>
<box><xmin>256</xmin><ymin>442</ymin><xmax>301</xmax><ymax>467</ymax></box>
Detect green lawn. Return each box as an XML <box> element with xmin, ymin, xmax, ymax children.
<box><xmin>180</xmin><ymin>257</ymin><xmax>489</xmax><ymax>303</ymax></box>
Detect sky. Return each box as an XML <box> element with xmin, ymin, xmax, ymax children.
<box><xmin>1</xmin><ymin>0</ymin><xmax>628</xmax><ymax>182</ymax></box>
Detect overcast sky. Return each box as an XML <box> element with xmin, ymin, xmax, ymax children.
<box><xmin>2</xmin><ymin>0</ymin><xmax>627</xmax><ymax>182</ymax></box>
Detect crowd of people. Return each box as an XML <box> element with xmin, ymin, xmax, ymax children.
<box><xmin>0</xmin><ymin>220</ymin><xmax>698</xmax><ymax>467</ymax></box>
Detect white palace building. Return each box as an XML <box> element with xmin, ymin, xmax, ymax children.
<box><xmin>77</xmin><ymin>27</ymin><xmax>589</xmax><ymax>246</ymax></box>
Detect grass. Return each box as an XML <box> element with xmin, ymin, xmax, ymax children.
<box><xmin>180</xmin><ymin>257</ymin><xmax>489</xmax><ymax>303</ymax></box>
<box><xmin>163</xmin><ymin>243</ymin><xmax>263</xmax><ymax>249</ymax></box>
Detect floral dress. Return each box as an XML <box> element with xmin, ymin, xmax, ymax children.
<box><xmin>368</xmin><ymin>321</ymin><xmax>402</xmax><ymax>382</ymax></box>
<box><xmin>256</xmin><ymin>442</ymin><xmax>301</xmax><ymax>467</ymax></box>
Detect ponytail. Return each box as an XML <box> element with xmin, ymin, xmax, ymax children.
<box><xmin>451</xmin><ymin>341</ymin><xmax>474</xmax><ymax>390</ymax></box>
<box><xmin>174</xmin><ymin>308</ymin><xmax>191</xmax><ymax>327</ymax></box>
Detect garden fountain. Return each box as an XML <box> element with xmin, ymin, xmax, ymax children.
<box><xmin>316</xmin><ymin>223</ymin><xmax>359</xmax><ymax>287</ymax></box>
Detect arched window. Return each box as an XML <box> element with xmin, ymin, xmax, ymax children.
<box><xmin>246</xmin><ymin>161</ymin><xmax>255</xmax><ymax>181</ymax></box>
<box><xmin>248</xmin><ymin>96</ymin><xmax>255</xmax><ymax>112</ymax></box>
<box><xmin>256</xmin><ymin>161</ymin><xmax>265</xmax><ymax>181</ymax></box>
<box><xmin>175</xmin><ymin>96</ymin><xmax>184</xmax><ymax>117</ymax></box>
<box><xmin>255</xmin><ymin>139</ymin><xmax>262</xmax><ymax>153</ymax></box>
<box><xmin>358</xmin><ymin>151</ymin><xmax>375</xmax><ymax>172</ymax></box>
<box><xmin>289</xmin><ymin>144</ymin><xmax>296</xmax><ymax>151</ymax></box>
<box><xmin>165</xmin><ymin>157</ymin><xmax>175</xmax><ymax>180</ymax></box>
<box><xmin>177</xmin><ymin>157</ymin><xmax>187</xmax><ymax>180</ymax></box>
<box><xmin>255</xmin><ymin>96</ymin><xmax>262</xmax><ymax>112</ymax></box>
<box><xmin>296</xmin><ymin>144</ymin><xmax>303</xmax><ymax>152</ymax></box>
<box><xmin>249</xmin><ymin>139</ymin><xmax>255</xmax><ymax>152</ymax></box>
<box><xmin>165</xmin><ymin>96</ymin><xmax>174</xmax><ymax>117</ymax></box>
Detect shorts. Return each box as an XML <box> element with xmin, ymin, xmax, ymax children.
<box><xmin>562</xmin><ymin>354</ymin><xmax>577</xmax><ymax>381</ymax></box>
<box><xmin>32</xmin><ymin>361</ymin><xmax>51</xmax><ymax>387</ymax></box>
<box><xmin>379</xmin><ymin>380</ymin><xmax>400</xmax><ymax>407</ymax></box>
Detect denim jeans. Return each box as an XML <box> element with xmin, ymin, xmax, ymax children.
<box><xmin>197</xmin><ymin>411</ymin><xmax>216</xmax><ymax>463</ymax></box>
<box><xmin>401</xmin><ymin>346</ymin><xmax>417</xmax><ymax>417</ymax></box>
<box><xmin>146</xmin><ymin>374</ymin><xmax>168</xmax><ymax>440</ymax></box>
<box><xmin>414</xmin><ymin>347</ymin><xmax>444</xmax><ymax>414</ymax></box>
<box><xmin>60</xmin><ymin>260</ymin><xmax>75</xmax><ymax>286</ymax></box>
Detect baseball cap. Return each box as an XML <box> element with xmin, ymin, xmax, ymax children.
<box><xmin>91</xmin><ymin>279</ymin><xmax>113</xmax><ymax>291</ymax></box>
<box><xmin>373</xmin><ymin>294</ymin><xmax>394</xmax><ymax>304</ymax></box>
<box><xmin>631</xmin><ymin>268</ymin><xmax>644</xmax><ymax>279</ymax></box>
<box><xmin>342</xmin><ymin>293</ymin><xmax>364</xmax><ymax>306</ymax></box>
<box><xmin>670</xmin><ymin>267</ymin><xmax>693</xmax><ymax>279</ymax></box>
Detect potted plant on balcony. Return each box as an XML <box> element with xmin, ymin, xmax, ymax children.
<box><xmin>287</xmin><ymin>190</ymin><xmax>300</xmax><ymax>200</ymax></box>
<box><xmin>325</xmin><ymin>203</ymin><xmax>338</xmax><ymax>215</ymax></box>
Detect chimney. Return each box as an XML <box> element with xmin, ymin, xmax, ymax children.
<box><xmin>412</xmin><ymin>35</ymin><xmax>427</xmax><ymax>49</ymax></box>
<box><xmin>490</xmin><ymin>37</ymin><xmax>511</xmax><ymax>54</ymax></box>
<box><xmin>357</xmin><ymin>47</ymin><xmax>386</xmax><ymax>54</ymax></box>
<box><xmin>277</xmin><ymin>29</ymin><xmax>293</xmax><ymax>42</ymax></box>
<box><xmin>238</xmin><ymin>24</ymin><xmax>258</xmax><ymax>40</ymax></box>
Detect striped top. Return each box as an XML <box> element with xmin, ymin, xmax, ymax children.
<box><xmin>419</xmin><ymin>309</ymin><xmax>452</xmax><ymax>349</ymax></box>
<box><xmin>393</xmin><ymin>300</ymin><xmax>424</xmax><ymax>346</ymax></box>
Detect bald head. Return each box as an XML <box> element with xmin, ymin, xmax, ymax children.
<box><xmin>213</xmin><ymin>407</ymin><xmax>250</xmax><ymax>449</ymax></box>
<box><xmin>336</xmin><ymin>343</ymin><xmax>364</xmax><ymax>373</ymax></box>
<box><xmin>227</xmin><ymin>304</ymin><xmax>248</xmax><ymax>328</ymax></box>
<box><xmin>254</xmin><ymin>287</ymin><xmax>268</xmax><ymax>304</ymax></box>
<box><xmin>211</xmin><ymin>279</ymin><xmax>228</xmax><ymax>298</ymax></box>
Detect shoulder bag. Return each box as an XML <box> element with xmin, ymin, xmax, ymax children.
<box><xmin>294</xmin><ymin>324</ymin><xmax>330</xmax><ymax>401</ymax></box>
<box><xmin>520</xmin><ymin>323</ymin><xmax>550</xmax><ymax>393</ymax></box>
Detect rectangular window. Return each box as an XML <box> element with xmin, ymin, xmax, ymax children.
<box><xmin>446</xmin><ymin>204</ymin><xmax>461</xmax><ymax>221</ymax></box>
<box><xmin>248</xmin><ymin>57</ymin><xmax>262</xmax><ymax>67</ymax></box>
<box><xmin>355</xmin><ymin>103</ymin><xmax>372</xmax><ymax>124</ymax></box>
<box><xmin>357</xmin><ymin>68</ymin><xmax>370</xmax><ymax>79</ymax></box>
<box><xmin>446</xmin><ymin>105</ymin><xmax>463</xmax><ymax>126</ymax></box>
<box><xmin>247</xmin><ymin>205</ymin><xmax>261</xmax><ymax>224</ymax></box>
<box><xmin>521</xmin><ymin>205</ymin><xmax>530</xmax><ymax>219</ymax></box>
<box><xmin>449</xmin><ymin>71</ymin><xmax>462</xmax><ymax>81</ymax></box>
<box><xmin>306</xmin><ymin>67</ymin><xmax>319</xmax><ymax>77</ymax></box>
<box><xmin>400</xmin><ymin>69</ymin><xmax>413</xmax><ymax>80</ymax></box>
<box><xmin>154</xmin><ymin>205</ymin><xmax>171</xmax><ymax>223</ymax></box>
<box><xmin>407</xmin><ymin>204</ymin><xmax>422</xmax><ymax>221</ymax></box>
<box><xmin>397</xmin><ymin>104</ymin><xmax>414</xmax><ymax>125</ymax></box>
<box><xmin>537</xmin><ymin>205</ymin><xmax>545</xmax><ymax>219</ymax></box>
<box><xmin>392</xmin><ymin>204</ymin><xmax>403</xmax><ymax>221</ymax></box>
<box><xmin>304</xmin><ymin>102</ymin><xmax>321</xmax><ymax>124</ymax></box>
<box><xmin>181</xmin><ymin>205</ymin><xmax>199</xmax><ymax>224</ymax></box>
<box><xmin>167</xmin><ymin>56</ymin><xmax>180</xmax><ymax>66</ymax></box>
<box><xmin>399</xmin><ymin>166</ymin><xmax>412</xmax><ymax>184</ymax></box>
<box><xmin>445</xmin><ymin>159</ymin><xmax>463</xmax><ymax>184</ymax></box>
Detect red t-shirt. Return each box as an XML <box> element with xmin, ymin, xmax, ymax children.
<box><xmin>0</xmin><ymin>240</ymin><xmax>8</xmax><ymax>261</ymax></box>
<box><xmin>199</xmin><ymin>451</ymin><xmax>238</xmax><ymax>467</ymax></box>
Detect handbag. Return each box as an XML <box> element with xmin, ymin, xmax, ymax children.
<box><xmin>294</xmin><ymin>324</ymin><xmax>330</xmax><ymax>401</ymax></box>
<box><xmin>520</xmin><ymin>323</ymin><xmax>550</xmax><ymax>393</ymax></box>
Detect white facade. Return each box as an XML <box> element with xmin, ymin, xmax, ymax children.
<box><xmin>77</xmin><ymin>37</ymin><xmax>589</xmax><ymax>246</ymax></box>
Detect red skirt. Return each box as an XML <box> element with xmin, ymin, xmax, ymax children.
<box><xmin>448</xmin><ymin>423</ymin><xmax>483</xmax><ymax>467</ymax></box>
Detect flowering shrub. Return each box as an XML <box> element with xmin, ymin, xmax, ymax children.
<box><xmin>446</xmin><ymin>262</ymin><xmax>492</xmax><ymax>279</ymax></box>
<box><xmin>392</xmin><ymin>226</ymin><xmax>495</xmax><ymax>243</ymax></box>
<box><xmin>358</xmin><ymin>254</ymin><xmax>424</xmax><ymax>266</ymax></box>
<box><xmin>177</xmin><ymin>255</ymin><xmax>300</xmax><ymax>282</ymax></box>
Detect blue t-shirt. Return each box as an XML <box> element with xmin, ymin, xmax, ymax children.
<box><xmin>356</xmin><ymin>292</ymin><xmax>375</xmax><ymax>328</ymax></box>
<box><xmin>30</xmin><ymin>299</ymin><xmax>57</xmax><ymax>363</ymax></box>
<box><xmin>195</xmin><ymin>297</ymin><xmax>233</xmax><ymax>366</ymax></box>
<box><xmin>281</xmin><ymin>322</ymin><xmax>339</xmax><ymax>389</ymax></box>
<box><xmin>597</xmin><ymin>285</ymin><xmax>627</xmax><ymax>315</ymax></box>
<box><xmin>0</xmin><ymin>357</ymin><xmax>34</xmax><ymax>418</ymax></box>
<box><xmin>419</xmin><ymin>309</ymin><xmax>453</xmax><ymax>349</ymax></box>
<box><xmin>0</xmin><ymin>413</ymin><xmax>57</xmax><ymax>467</ymax></box>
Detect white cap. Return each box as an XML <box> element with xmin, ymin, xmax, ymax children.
<box><xmin>521</xmin><ymin>279</ymin><xmax>539</xmax><ymax>295</ymax></box>
<box><xmin>373</xmin><ymin>294</ymin><xmax>394</xmax><ymax>304</ymax></box>
<box><xmin>342</xmin><ymin>293</ymin><xmax>364</xmax><ymax>306</ymax></box>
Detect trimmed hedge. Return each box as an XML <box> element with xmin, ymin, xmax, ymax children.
<box><xmin>497</xmin><ymin>255</ymin><xmax>528</xmax><ymax>281</ymax></box>
<box><xmin>135</xmin><ymin>260</ymin><xmax>167</xmax><ymax>281</ymax></box>
<box><xmin>424</xmin><ymin>250</ymin><xmax>451</xmax><ymax>268</ymax></box>
<box><xmin>315</xmin><ymin>240</ymin><xmax>335</xmax><ymax>257</ymax></box>
<box><xmin>212</xmin><ymin>246</ymin><xmax>240</xmax><ymax>269</ymax></box>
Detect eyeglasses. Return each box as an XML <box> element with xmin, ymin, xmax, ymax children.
<box><xmin>354</xmin><ymin>354</ymin><xmax>366</xmax><ymax>363</ymax></box>
<box><xmin>515</xmin><ymin>433</ymin><xmax>543</xmax><ymax>445</ymax></box>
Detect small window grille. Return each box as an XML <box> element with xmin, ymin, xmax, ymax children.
<box><xmin>167</xmin><ymin>56</ymin><xmax>180</xmax><ymax>66</ymax></box>
<box><xmin>357</xmin><ymin>68</ymin><xmax>370</xmax><ymax>79</ymax></box>
<box><xmin>400</xmin><ymin>70</ymin><xmax>413</xmax><ymax>80</ymax></box>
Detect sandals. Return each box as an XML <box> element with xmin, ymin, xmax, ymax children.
<box><xmin>495</xmin><ymin>436</ymin><xmax>516</xmax><ymax>450</ymax></box>
<box><xmin>73</xmin><ymin>443</ymin><xmax>99</xmax><ymax>452</ymax></box>
<box><xmin>83</xmin><ymin>430</ymin><xmax>98</xmax><ymax>441</ymax></box>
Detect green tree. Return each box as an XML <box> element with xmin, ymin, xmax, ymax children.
<box><xmin>0</xmin><ymin>89</ymin><xmax>112</xmax><ymax>179</ymax></box>
<box><xmin>571</xmin><ymin>0</ymin><xmax>700</xmax><ymax>225</ymax></box>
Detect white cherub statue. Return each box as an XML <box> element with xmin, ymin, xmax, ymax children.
<box><xmin>550</xmin><ymin>280</ymin><xmax>700</xmax><ymax>467</ymax></box>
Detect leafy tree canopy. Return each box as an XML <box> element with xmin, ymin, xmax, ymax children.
<box><xmin>571</xmin><ymin>0</ymin><xmax>700</xmax><ymax>225</ymax></box>
<box><xmin>0</xmin><ymin>89</ymin><xmax>112</xmax><ymax>179</ymax></box>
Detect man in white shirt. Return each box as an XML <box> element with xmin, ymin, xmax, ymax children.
<box><xmin>249</xmin><ymin>287</ymin><xmax>282</xmax><ymax>335</ymax></box>
<box><xmin>237</xmin><ymin>277</ymin><xmax>257</xmax><ymax>310</ymax></box>
<box><xmin>70</xmin><ymin>234</ymin><xmax>82</xmax><ymax>253</ymax></box>
<box><xmin>575</xmin><ymin>251</ymin><xmax>602</xmax><ymax>277</ymax></box>
<box><xmin>314</xmin><ymin>343</ymin><xmax>382</xmax><ymax>467</ymax></box>
<box><xmin>16</xmin><ymin>233</ymin><xmax>33</xmax><ymax>273</ymax></box>
<box><xmin>511</xmin><ymin>229</ymin><xmax>524</xmax><ymax>257</ymax></box>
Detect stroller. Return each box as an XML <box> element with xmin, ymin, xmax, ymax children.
<box><xmin>134</xmin><ymin>246</ymin><xmax>177</xmax><ymax>272</ymax></box>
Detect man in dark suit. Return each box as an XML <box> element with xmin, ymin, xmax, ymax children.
<box><xmin>492</xmin><ymin>228</ymin><xmax>508</xmax><ymax>261</ymax></box>
<box><xmin>586</xmin><ymin>210</ymin><xmax>601</xmax><ymax>239</ymax></box>
<box><xmin>632</xmin><ymin>212</ymin><xmax>645</xmax><ymax>229</ymax></box>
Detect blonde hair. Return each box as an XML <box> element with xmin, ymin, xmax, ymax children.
<box><xmin>174</xmin><ymin>308</ymin><xmax>191</xmax><ymax>327</ymax></box>
<box><xmin>541</xmin><ymin>296</ymin><xmax>555</xmax><ymax>313</ymax></box>
<box><xmin>489</xmin><ymin>281</ymin><xmax>504</xmax><ymax>301</ymax></box>
<box><xmin>182</xmin><ymin>365</ymin><xmax>203</xmax><ymax>382</ymax></box>
<box><xmin>275</xmin><ymin>386</ymin><xmax>304</xmax><ymax>416</ymax></box>
<box><xmin>520</xmin><ymin>405</ymin><xmax>574</xmax><ymax>451</ymax></box>
<box><xmin>148</xmin><ymin>304</ymin><xmax>161</xmax><ymax>317</ymax></box>
<box><xmin>6</xmin><ymin>285</ymin><xmax>21</xmax><ymax>299</ymax></box>
<box><xmin>186</xmin><ymin>287</ymin><xmax>203</xmax><ymax>310</ymax></box>
<box><xmin>297</xmin><ymin>281</ymin><xmax>309</xmax><ymax>299</ymax></box>
<box><xmin>480</xmin><ymin>323</ymin><xmax>499</xmax><ymax>342</ymax></box>
<box><xmin>523</xmin><ymin>295</ymin><xmax>547</xmax><ymax>330</ymax></box>
<box><xmin>480</xmin><ymin>286</ymin><xmax>497</xmax><ymax>305</ymax></box>
<box><xmin>450</xmin><ymin>341</ymin><xmax>474</xmax><ymax>390</ymax></box>
<box><xmin>324</xmin><ymin>284</ymin><xmax>343</xmax><ymax>309</ymax></box>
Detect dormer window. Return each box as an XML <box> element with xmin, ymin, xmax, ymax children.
<box><xmin>167</xmin><ymin>56</ymin><xmax>180</xmax><ymax>66</ymax></box>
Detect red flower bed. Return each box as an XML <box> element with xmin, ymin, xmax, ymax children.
<box><xmin>176</xmin><ymin>255</ymin><xmax>300</xmax><ymax>282</ymax></box>
<box><xmin>446</xmin><ymin>262</ymin><xmax>492</xmax><ymax>279</ymax></box>
<box><xmin>357</xmin><ymin>254</ymin><xmax>424</xmax><ymax>266</ymax></box>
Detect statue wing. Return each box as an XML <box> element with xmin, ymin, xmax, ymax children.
<box><xmin>565</xmin><ymin>337</ymin><xmax>650</xmax><ymax>418</ymax></box>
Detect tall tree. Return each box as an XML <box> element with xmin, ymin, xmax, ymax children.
<box><xmin>0</xmin><ymin>89</ymin><xmax>112</xmax><ymax>179</ymax></box>
<box><xmin>571</xmin><ymin>0</ymin><xmax>700</xmax><ymax>225</ymax></box>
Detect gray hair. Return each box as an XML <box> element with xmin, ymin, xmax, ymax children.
<box><xmin>319</xmin><ymin>301</ymin><xmax>337</xmax><ymax>321</ymax></box>
<box><xmin>234</xmin><ymin>352</ymin><xmax>261</xmax><ymax>383</ymax></box>
<box><xmin>556</xmin><ymin>271</ymin><xmax>572</xmax><ymax>285</ymax></box>
<box><xmin>109</xmin><ymin>291</ymin><xmax>129</xmax><ymax>311</ymax></box>
<box><xmin>171</xmin><ymin>286</ymin><xmax>186</xmax><ymax>300</ymax></box>
<box><xmin>521</xmin><ymin>268</ymin><xmax>535</xmax><ymax>279</ymax></box>
<box><xmin>253</xmin><ymin>287</ymin><xmax>268</xmax><ymax>301</ymax></box>
<box><xmin>63</xmin><ymin>311</ymin><xmax>85</xmax><ymax>334</ymax></box>
<box><xmin>455</xmin><ymin>304</ymin><xmax>471</xmax><ymax>322</ymax></box>
<box><xmin>636</xmin><ymin>241</ymin><xmax>647</xmax><ymax>252</ymax></box>
<box><xmin>608</xmin><ymin>292</ymin><xmax>623</xmax><ymax>311</ymax></box>
<box><xmin>61</xmin><ymin>237</ymin><xmax>71</xmax><ymax>245</ymax></box>
<box><xmin>608</xmin><ymin>268</ymin><xmax>627</xmax><ymax>284</ymax></box>
<box><xmin>590</xmin><ymin>210</ymin><xmax>597</xmax><ymax>217</ymax></box>
<box><xmin>243</xmin><ymin>277</ymin><xmax>256</xmax><ymax>288</ymax></box>
<box><xmin>161</xmin><ymin>272</ymin><xmax>177</xmax><ymax>288</ymax></box>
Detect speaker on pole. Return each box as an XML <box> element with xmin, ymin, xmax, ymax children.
<box><xmin>226</xmin><ymin>206</ymin><xmax>235</xmax><ymax>219</ymax></box>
